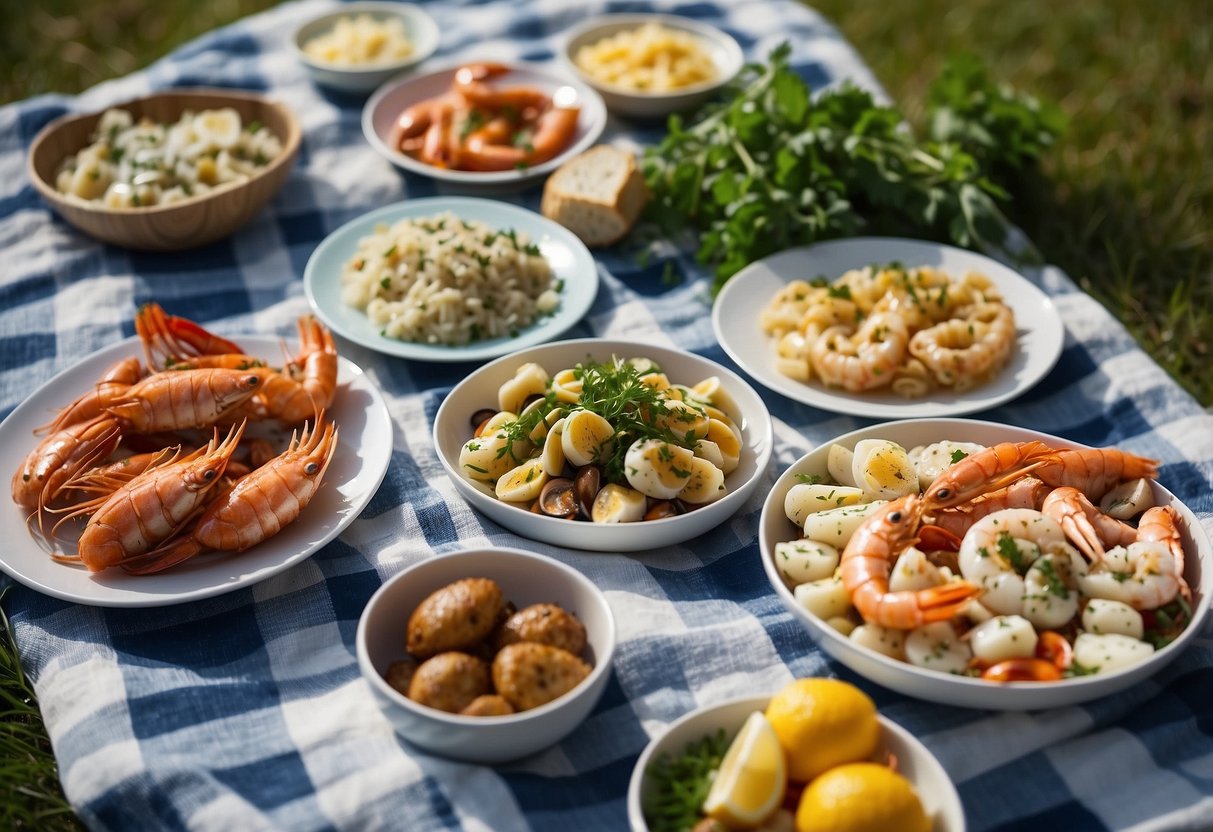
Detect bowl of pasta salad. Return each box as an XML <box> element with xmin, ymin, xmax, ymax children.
<box><xmin>759</xmin><ymin>417</ymin><xmax>1212</xmax><ymax>709</ymax></box>
<box><xmin>562</xmin><ymin>14</ymin><xmax>744</xmax><ymax>118</ymax></box>
<box><xmin>433</xmin><ymin>338</ymin><xmax>773</xmax><ymax>551</ymax></box>
<box><xmin>291</xmin><ymin>2</ymin><xmax>438</xmax><ymax>94</ymax></box>
<box><xmin>27</xmin><ymin>88</ymin><xmax>300</xmax><ymax>250</ymax></box>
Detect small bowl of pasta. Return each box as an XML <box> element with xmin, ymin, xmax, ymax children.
<box><xmin>562</xmin><ymin>14</ymin><xmax>744</xmax><ymax>118</ymax></box>
<box><xmin>433</xmin><ymin>338</ymin><xmax>773</xmax><ymax>552</ymax></box>
<box><xmin>759</xmin><ymin>417</ymin><xmax>1212</xmax><ymax>710</ymax></box>
<box><xmin>27</xmin><ymin>88</ymin><xmax>300</xmax><ymax>251</ymax></box>
<box><xmin>291</xmin><ymin>2</ymin><xmax>438</xmax><ymax>94</ymax></box>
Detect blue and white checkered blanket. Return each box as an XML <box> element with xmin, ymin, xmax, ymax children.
<box><xmin>3</xmin><ymin>1</ymin><xmax>1212</xmax><ymax>829</ymax></box>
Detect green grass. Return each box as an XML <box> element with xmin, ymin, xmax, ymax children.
<box><xmin>2</xmin><ymin>0</ymin><xmax>1211</xmax><ymax>823</ymax></box>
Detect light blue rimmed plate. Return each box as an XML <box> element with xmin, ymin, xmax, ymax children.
<box><xmin>304</xmin><ymin>197</ymin><xmax>599</xmax><ymax>362</ymax></box>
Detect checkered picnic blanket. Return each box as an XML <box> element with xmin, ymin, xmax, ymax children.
<box><xmin>2</xmin><ymin>1</ymin><xmax>1212</xmax><ymax>830</ymax></box>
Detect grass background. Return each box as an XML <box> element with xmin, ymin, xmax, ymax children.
<box><xmin>1</xmin><ymin>0</ymin><xmax>1210</xmax><ymax>826</ymax></box>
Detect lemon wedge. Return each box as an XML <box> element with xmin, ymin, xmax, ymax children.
<box><xmin>702</xmin><ymin>711</ymin><xmax>787</xmax><ymax>829</ymax></box>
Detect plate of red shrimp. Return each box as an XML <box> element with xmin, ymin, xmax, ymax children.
<box><xmin>362</xmin><ymin>60</ymin><xmax>606</xmax><ymax>186</ymax></box>
<box><xmin>713</xmin><ymin>238</ymin><xmax>1066</xmax><ymax>418</ymax></box>
<box><xmin>759</xmin><ymin>417</ymin><xmax>1212</xmax><ymax>709</ymax></box>
<box><xmin>0</xmin><ymin>305</ymin><xmax>392</xmax><ymax>607</ymax></box>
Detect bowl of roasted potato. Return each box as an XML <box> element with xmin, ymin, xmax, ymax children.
<box><xmin>356</xmin><ymin>546</ymin><xmax>616</xmax><ymax>763</ymax></box>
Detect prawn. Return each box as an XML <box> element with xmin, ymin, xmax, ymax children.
<box><xmin>122</xmin><ymin>414</ymin><xmax>338</xmax><ymax>575</ymax></box>
<box><xmin>839</xmin><ymin>495</ymin><xmax>980</xmax><ymax>629</ymax></box>
<box><xmin>136</xmin><ymin>302</ymin><xmax>244</xmax><ymax>370</ymax></box>
<box><xmin>1079</xmin><ymin>538</ymin><xmax>1181</xmax><ymax>611</ymax></box>
<box><xmin>1041</xmin><ymin>486</ymin><xmax>1136</xmax><ymax>562</ymax></box>
<box><xmin>239</xmin><ymin>316</ymin><xmax>338</xmax><ymax>423</ymax></box>
<box><xmin>104</xmin><ymin>368</ymin><xmax>264</xmax><ymax>432</ymax></box>
<box><xmin>68</xmin><ymin>421</ymin><xmax>246</xmax><ymax>571</ymax></box>
<box><xmin>11</xmin><ymin>414</ymin><xmax>122</xmax><ymax>513</ymax></box>
<box><xmin>923</xmin><ymin>441</ymin><xmax>1158</xmax><ymax>509</ymax></box>
<box><xmin>908</xmin><ymin>301</ymin><xmax>1016</xmax><ymax>388</ymax></box>
<box><xmin>39</xmin><ymin>357</ymin><xmax>143</xmax><ymax>434</ymax></box>
<box><xmin>810</xmin><ymin>313</ymin><xmax>909</xmax><ymax>392</ymax></box>
<box><xmin>929</xmin><ymin>475</ymin><xmax>1050</xmax><ymax>539</ymax></box>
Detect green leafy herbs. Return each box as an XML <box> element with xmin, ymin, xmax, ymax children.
<box><xmin>642</xmin><ymin>729</ymin><xmax>728</xmax><ymax>832</ymax></box>
<box><xmin>497</xmin><ymin>357</ymin><xmax>705</xmax><ymax>485</ymax></box>
<box><xmin>642</xmin><ymin>43</ymin><xmax>1064</xmax><ymax>294</ymax></box>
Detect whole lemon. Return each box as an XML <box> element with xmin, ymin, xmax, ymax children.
<box><xmin>795</xmin><ymin>762</ymin><xmax>931</xmax><ymax>832</ymax></box>
<box><xmin>764</xmin><ymin>678</ymin><xmax>879</xmax><ymax>783</ymax></box>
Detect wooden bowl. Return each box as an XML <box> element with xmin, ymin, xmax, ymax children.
<box><xmin>27</xmin><ymin>89</ymin><xmax>301</xmax><ymax>251</ymax></box>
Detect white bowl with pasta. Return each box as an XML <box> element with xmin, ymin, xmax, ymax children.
<box><xmin>562</xmin><ymin>14</ymin><xmax>744</xmax><ymax>118</ymax></box>
<box><xmin>433</xmin><ymin>338</ymin><xmax>773</xmax><ymax>552</ymax></box>
<box><xmin>759</xmin><ymin>417</ymin><xmax>1213</xmax><ymax>710</ymax></box>
<box><xmin>291</xmin><ymin>2</ymin><xmax>438</xmax><ymax>94</ymax></box>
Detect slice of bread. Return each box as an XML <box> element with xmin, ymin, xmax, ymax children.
<box><xmin>541</xmin><ymin>145</ymin><xmax>648</xmax><ymax>247</ymax></box>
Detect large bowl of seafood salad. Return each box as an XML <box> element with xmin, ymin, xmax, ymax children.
<box><xmin>759</xmin><ymin>417</ymin><xmax>1212</xmax><ymax>710</ymax></box>
<box><xmin>433</xmin><ymin>338</ymin><xmax>773</xmax><ymax>551</ymax></box>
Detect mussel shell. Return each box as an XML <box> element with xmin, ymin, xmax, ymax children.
<box><xmin>643</xmin><ymin>500</ymin><xmax>681</xmax><ymax>521</ymax></box>
<box><xmin>538</xmin><ymin>477</ymin><xmax>578</xmax><ymax>519</ymax></box>
<box><xmin>574</xmin><ymin>466</ymin><xmax>602</xmax><ymax>519</ymax></box>
<box><xmin>470</xmin><ymin>408</ymin><xmax>497</xmax><ymax>435</ymax></box>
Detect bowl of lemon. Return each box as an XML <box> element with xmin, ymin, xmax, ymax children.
<box><xmin>626</xmin><ymin>677</ymin><xmax>965</xmax><ymax>831</ymax></box>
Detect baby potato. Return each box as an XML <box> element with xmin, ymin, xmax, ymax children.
<box><xmin>1081</xmin><ymin>598</ymin><xmax>1145</xmax><ymax>639</ymax></box>
<box><xmin>492</xmin><ymin>642</ymin><xmax>592</xmax><ymax>711</ymax></box>
<box><xmin>849</xmin><ymin>623</ymin><xmax>906</xmax><ymax>660</ymax></box>
<box><xmin>793</xmin><ymin>574</ymin><xmax>852</xmax><ymax>620</ymax></box>
<box><xmin>801</xmin><ymin>500</ymin><xmax>888</xmax><ymax>548</ymax></box>
<box><xmin>407</xmin><ymin>652</ymin><xmax>490</xmax><ymax>713</ymax></box>
<box><xmin>774</xmin><ymin>539</ymin><xmax>840</xmax><ymax>585</ymax></box>
<box><xmin>493</xmin><ymin>603</ymin><xmax>588</xmax><ymax>655</ymax></box>
<box><xmin>1099</xmin><ymin>478</ymin><xmax>1155</xmax><ymax>520</ymax></box>
<box><xmin>460</xmin><ymin>694</ymin><xmax>516</xmax><ymax>717</ymax></box>
<box><xmin>407</xmin><ymin>577</ymin><xmax>505</xmax><ymax>659</ymax></box>
<box><xmin>826</xmin><ymin>444</ymin><xmax>857</xmax><ymax>487</ymax></box>
<box><xmin>969</xmin><ymin>615</ymin><xmax>1038</xmax><ymax>664</ymax></box>
<box><xmin>905</xmin><ymin>622</ymin><xmax>971</xmax><ymax>674</ymax></box>
<box><xmin>1073</xmin><ymin>632</ymin><xmax>1155</xmax><ymax>674</ymax></box>
<box><xmin>888</xmin><ymin>547</ymin><xmax>942</xmax><ymax>593</ymax></box>
<box><xmin>783</xmin><ymin>482</ymin><xmax>865</xmax><ymax>526</ymax></box>
<box><xmin>384</xmin><ymin>657</ymin><xmax>419</xmax><ymax>697</ymax></box>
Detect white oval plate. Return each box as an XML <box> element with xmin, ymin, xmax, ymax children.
<box><xmin>304</xmin><ymin>197</ymin><xmax>599</xmax><ymax>363</ymax></box>
<box><xmin>713</xmin><ymin>238</ymin><xmax>1065</xmax><ymax>417</ymax></box>
<box><xmin>362</xmin><ymin>60</ymin><xmax>606</xmax><ymax>186</ymax></box>
<box><xmin>433</xmin><ymin>338</ymin><xmax>773</xmax><ymax>552</ymax></box>
<box><xmin>0</xmin><ymin>335</ymin><xmax>392</xmax><ymax>607</ymax></box>
<box><xmin>760</xmin><ymin>417</ymin><xmax>1212</xmax><ymax>710</ymax></box>
<box><xmin>627</xmin><ymin>695</ymin><xmax>965</xmax><ymax>832</ymax></box>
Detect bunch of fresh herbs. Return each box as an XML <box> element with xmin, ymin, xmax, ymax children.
<box><xmin>642</xmin><ymin>43</ymin><xmax>1065</xmax><ymax>294</ymax></box>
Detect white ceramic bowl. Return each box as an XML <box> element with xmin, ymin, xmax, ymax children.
<box><xmin>562</xmin><ymin>14</ymin><xmax>743</xmax><ymax>119</ymax></box>
<box><xmin>627</xmin><ymin>694</ymin><xmax>966</xmax><ymax>832</ymax></box>
<box><xmin>291</xmin><ymin>2</ymin><xmax>438</xmax><ymax>95</ymax></box>
<box><xmin>760</xmin><ymin>417</ymin><xmax>1213</xmax><ymax>710</ymax></box>
<box><xmin>433</xmin><ymin>338</ymin><xmax>774</xmax><ymax>552</ymax></box>
<box><xmin>363</xmin><ymin>61</ymin><xmax>606</xmax><ymax>187</ymax></box>
<box><xmin>356</xmin><ymin>546</ymin><xmax>616</xmax><ymax>764</ymax></box>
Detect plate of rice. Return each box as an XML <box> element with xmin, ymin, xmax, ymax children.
<box><xmin>304</xmin><ymin>197</ymin><xmax>598</xmax><ymax>362</ymax></box>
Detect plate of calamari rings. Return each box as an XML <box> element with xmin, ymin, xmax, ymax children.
<box><xmin>759</xmin><ymin>417</ymin><xmax>1212</xmax><ymax>710</ymax></box>
<box><xmin>713</xmin><ymin>237</ymin><xmax>1065</xmax><ymax>418</ymax></box>
<box><xmin>0</xmin><ymin>303</ymin><xmax>392</xmax><ymax>607</ymax></box>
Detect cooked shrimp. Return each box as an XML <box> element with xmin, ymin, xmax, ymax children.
<box><xmin>70</xmin><ymin>422</ymin><xmax>246</xmax><ymax>571</ymax></box>
<box><xmin>810</xmin><ymin>313</ymin><xmax>910</xmax><ymax>392</ymax></box>
<box><xmin>1041</xmin><ymin>486</ymin><xmax>1137</xmax><ymax>562</ymax></box>
<box><xmin>1034</xmin><ymin>448</ymin><xmax>1158</xmax><ymax>502</ymax></box>
<box><xmin>105</xmin><ymin>368</ymin><xmax>263</xmax><ymax>432</ymax></box>
<box><xmin>839</xmin><ymin>495</ymin><xmax>980</xmax><ymax>629</ymax></box>
<box><xmin>929</xmin><ymin>475</ymin><xmax>1050</xmax><ymax>539</ymax></box>
<box><xmin>135</xmin><ymin>302</ymin><xmax>245</xmax><ymax>370</ymax></box>
<box><xmin>240</xmin><ymin>316</ymin><xmax>338</xmax><ymax>423</ymax></box>
<box><xmin>909</xmin><ymin>301</ymin><xmax>1015</xmax><ymax>388</ymax></box>
<box><xmin>12</xmin><ymin>414</ymin><xmax>122</xmax><ymax>513</ymax></box>
<box><xmin>39</xmin><ymin>357</ymin><xmax>143</xmax><ymax>434</ymax></box>
<box><xmin>121</xmin><ymin>415</ymin><xmax>338</xmax><ymax>574</ymax></box>
<box><xmin>957</xmin><ymin>508</ymin><xmax>1081</xmax><ymax>619</ymax></box>
<box><xmin>1136</xmin><ymin>504</ymin><xmax>1191</xmax><ymax>602</ymax></box>
<box><xmin>1080</xmin><ymin>539</ymin><xmax>1181</xmax><ymax>611</ymax></box>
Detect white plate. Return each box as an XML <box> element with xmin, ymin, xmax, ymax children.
<box><xmin>304</xmin><ymin>197</ymin><xmax>599</xmax><ymax>363</ymax></box>
<box><xmin>0</xmin><ymin>335</ymin><xmax>392</xmax><ymax>607</ymax></box>
<box><xmin>433</xmin><ymin>338</ymin><xmax>773</xmax><ymax>552</ymax></box>
<box><xmin>713</xmin><ymin>238</ymin><xmax>1065</xmax><ymax>417</ymax></box>
<box><xmin>362</xmin><ymin>61</ymin><xmax>606</xmax><ymax>186</ymax></box>
<box><xmin>759</xmin><ymin>417</ymin><xmax>1212</xmax><ymax>710</ymax></box>
<box><xmin>627</xmin><ymin>695</ymin><xmax>965</xmax><ymax>832</ymax></box>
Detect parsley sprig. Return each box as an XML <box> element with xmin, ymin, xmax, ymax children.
<box><xmin>497</xmin><ymin>358</ymin><xmax>706</xmax><ymax>486</ymax></box>
<box><xmin>642</xmin><ymin>729</ymin><xmax>727</xmax><ymax>832</ymax></box>
<box><xmin>642</xmin><ymin>43</ymin><xmax>1064</xmax><ymax>294</ymax></box>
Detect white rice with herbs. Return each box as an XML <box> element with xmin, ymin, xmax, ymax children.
<box><xmin>339</xmin><ymin>212</ymin><xmax>560</xmax><ymax>345</ymax></box>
